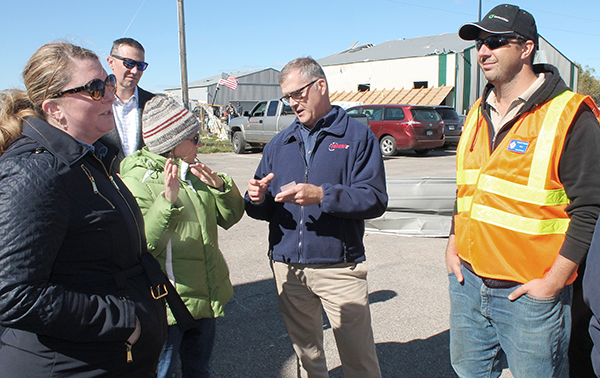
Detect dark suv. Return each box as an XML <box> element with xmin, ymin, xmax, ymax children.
<box><xmin>435</xmin><ymin>106</ymin><xmax>462</xmax><ymax>146</ymax></box>
<box><xmin>346</xmin><ymin>104</ymin><xmax>445</xmax><ymax>156</ymax></box>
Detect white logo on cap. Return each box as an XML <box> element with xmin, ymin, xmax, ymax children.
<box><xmin>489</xmin><ymin>14</ymin><xmax>509</xmax><ymax>23</ymax></box>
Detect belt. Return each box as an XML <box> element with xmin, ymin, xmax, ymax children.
<box><xmin>460</xmin><ymin>259</ymin><xmax>520</xmax><ymax>289</ymax></box>
<box><xmin>53</xmin><ymin>254</ymin><xmax>197</xmax><ymax>332</ymax></box>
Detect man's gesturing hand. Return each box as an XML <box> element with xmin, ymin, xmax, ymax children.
<box><xmin>247</xmin><ymin>173</ymin><xmax>275</xmax><ymax>203</ymax></box>
<box><xmin>274</xmin><ymin>183</ymin><xmax>323</xmax><ymax>206</ymax></box>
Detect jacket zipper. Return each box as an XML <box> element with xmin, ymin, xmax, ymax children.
<box><xmin>106</xmin><ymin>154</ymin><xmax>121</xmax><ymax>191</ymax></box>
<box><xmin>80</xmin><ymin>165</ymin><xmax>115</xmax><ymax>209</ymax></box>
<box><xmin>125</xmin><ymin>342</ymin><xmax>133</xmax><ymax>363</ymax></box>
<box><xmin>297</xmin><ymin>132</ymin><xmax>324</xmax><ymax>262</ymax></box>
<box><xmin>88</xmin><ymin>156</ymin><xmax>144</xmax><ymax>364</ymax></box>
<box><xmin>297</xmin><ymin>139</ymin><xmax>307</xmax><ymax>262</ymax></box>
<box><xmin>91</xmin><ymin>155</ymin><xmax>143</xmax><ymax>257</ymax></box>
<box><xmin>307</xmin><ymin>132</ymin><xmax>348</xmax><ymax>263</ymax></box>
<box><xmin>119</xmin><ymin>295</ymin><xmax>137</xmax><ymax>363</ymax></box>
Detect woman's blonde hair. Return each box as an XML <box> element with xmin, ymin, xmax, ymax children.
<box><xmin>0</xmin><ymin>42</ymin><xmax>98</xmax><ymax>155</ymax></box>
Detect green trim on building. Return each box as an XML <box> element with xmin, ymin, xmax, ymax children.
<box><xmin>570</xmin><ymin>63</ymin><xmax>576</xmax><ymax>90</ymax></box>
<box><xmin>462</xmin><ymin>48</ymin><xmax>472</xmax><ymax>115</ymax></box>
<box><xmin>454</xmin><ymin>53</ymin><xmax>458</xmax><ymax>108</ymax></box>
<box><xmin>438</xmin><ymin>54</ymin><xmax>447</xmax><ymax>87</ymax></box>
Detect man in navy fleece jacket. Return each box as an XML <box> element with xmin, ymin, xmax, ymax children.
<box><xmin>245</xmin><ymin>57</ymin><xmax>387</xmax><ymax>378</ymax></box>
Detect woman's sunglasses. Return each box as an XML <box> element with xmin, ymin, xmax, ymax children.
<box><xmin>475</xmin><ymin>35</ymin><xmax>526</xmax><ymax>51</ymax></box>
<box><xmin>50</xmin><ymin>74</ymin><xmax>117</xmax><ymax>101</ymax></box>
<box><xmin>111</xmin><ymin>54</ymin><xmax>149</xmax><ymax>71</ymax></box>
<box><xmin>188</xmin><ymin>133</ymin><xmax>200</xmax><ymax>145</ymax></box>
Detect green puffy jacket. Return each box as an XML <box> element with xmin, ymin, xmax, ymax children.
<box><xmin>120</xmin><ymin>148</ymin><xmax>244</xmax><ymax>324</ymax></box>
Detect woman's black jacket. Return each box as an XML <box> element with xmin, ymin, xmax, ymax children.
<box><xmin>0</xmin><ymin>117</ymin><xmax>167</xmax><ymax>377</ymax></box>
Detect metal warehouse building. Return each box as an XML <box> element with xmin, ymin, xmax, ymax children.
<box><xmin>165</xmin><ymin>33</ymin><xmax>577</xmax><ymax>116</ymax></box>
<box><xmin>319</xmin><ymin>33</ymin><xmax>579</xmax><ymax>115</ymax></box>
<box><xmin>164</xmin><ymin>68</ymin><xmax>282</xmax><ymax>113</ymax></box>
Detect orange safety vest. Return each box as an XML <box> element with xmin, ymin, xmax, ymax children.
<box><xmin>455</xmin><ymin>90</ymin><xmax>599</xmax><ymax>284</ymax></box>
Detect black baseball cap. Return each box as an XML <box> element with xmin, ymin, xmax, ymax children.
<box><xmin>459</xmin><ymin>4</ymin><xmax>538</xmax><ymax>47</ymax></box>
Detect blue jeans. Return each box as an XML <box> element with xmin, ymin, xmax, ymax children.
<box><xmin>157</xmin><ymin>318</ymin><xmax>216</xmax><ymax>378</ymax></box>
<box><xmin>448</xmin><ymin>266</ymin><xmax>572</xmax><ymax>378</ymax></box>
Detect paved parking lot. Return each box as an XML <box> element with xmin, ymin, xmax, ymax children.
<box><xmin>199</xmin><ymin>148</ymin><xmax>514</xmax><ymax>377</ymax></box>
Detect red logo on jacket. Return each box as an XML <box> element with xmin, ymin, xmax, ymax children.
<box><xmin>329</xmin><ymin>142</ymin><xmax>350</xmax><ymax>151</ymax></box>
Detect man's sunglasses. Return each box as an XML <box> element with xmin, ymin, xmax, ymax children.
<box><xmin>475</xmin><ymin>35</ymin><xmax>526</xmax><ymax>51</ymax></box>
<box><xmin>112</xmin><ymin>54</ymin><xmax>149</xmax><ymax>71</ymax></box>
<box><xmin>50</xmin><ymin>74</ymin><xmax>117</xmax><ymax>101</ymax></box>
<box><xmin>280</xmin><ymin>79</ymin><xmax>318</xmax><ymax>103</ymax></box>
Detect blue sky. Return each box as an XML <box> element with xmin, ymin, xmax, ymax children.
<box><xmin>1</xmin><ymin>0</ymin><xmax>599</xmax><ymax>93</ymax></box>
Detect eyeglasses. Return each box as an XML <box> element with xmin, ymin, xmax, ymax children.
<box><xmin>188</xmin><ymin>133</ymin><xmax>200</xmax><ymax>145</ymax></box>
<box><xmin>475</xmin><ymin>35</ymin><xmax>526</xmax><ymax>51</ymax></box>
<box><xmin>111</xmin><ymin>54</ymin><xmax>148</xmax><ymax>71</ymax></box>
<box><xmin>50</xmin><ymin>74</ymin><xmax>117</xmax><ymax>101</ymax></box>
<box><xmin>280</xmin><ymin>79</ymin><xmax>318</xmax><ymax>103</ymax></box>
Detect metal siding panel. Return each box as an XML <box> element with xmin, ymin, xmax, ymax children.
<box><xmin>574</xmin><ymin>65</ymin><xmax>579</xmax><ymax>91</ymax></box>
<box><xmin>365</xmin><ymin>177</ymin><xmax>456</xmax><ymax>237</ymax></box>
<box><xmin>319</xmin><ymin>34</ymin><xmax>474</xmax><ymax>67</ymax></box>
<box><xmin>537</xmin><ymin>37</ymin><xmax>576</xmax><ymax>90</ymax></box>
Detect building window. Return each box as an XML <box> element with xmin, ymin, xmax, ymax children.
<box><xmin>414</xmin><ymin>81</ymin><xmax>428</xmax><ymax>89</ymax></box>
<box><xmin>358</xmin><ymin>84</ymin><xmax>370</xmax><ymax>92</ymax></box>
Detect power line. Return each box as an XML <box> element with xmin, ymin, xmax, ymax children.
<box><xmin>482</xmin><ymin>0</ymin><xmax>600</xmax><ymax>24</ymax></box>
<box><xmin>382</xmin><ymin>0</ymin><xmax>473</xmax><ymax>17</ymax></box>
<box><xmin>383</xmin><ymin>0</ymin><xmax>600</xmax><ymax>28</ymax></box>
<box><xmin>122</xmin><ymin>0</ymin><xmax>148</xmax><ymax>37</ymax></box>
<box><xmin>382</xmin><ymin>0</ymin><xmax>600</xmax><ymax>40</ymax></box>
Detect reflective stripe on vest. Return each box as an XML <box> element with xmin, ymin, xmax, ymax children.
<box><xmin>456</xmin><ymin>169</ymin><xmax>478</xmax><ymax>212</ymax></box>
<box><xmin>457</xmin><ymin>91</ymin><xmax>574</xmax><ymax>234</ymax></box>
<box><xmin>477</xmin><ymin>173</ymin><xmax>569</xmax><ymax>206</ymax></box>
<box><xmin>455</xmin><ymin>102</ymin><xmax>483</xmax><ymax>213</ymax></box>
<box><xmin>471</xmin><ymin>203</ymin><xmax>570</xmax><ymax>235</ymax></box>
<box><xmin>454</xmin><ymin>90</ymin><xmax>598</xmax><ymax>283</ymax></box>
<box><xmin>529</xmin><ymin>91</ymin><xmax>574</xmax><ymax>189</ymax></box>
<box><xmin>455</xmin><ymin>104</ymin><xmax>481</xmax><ymax>175</ymax></box>
<box><xmin>456</xmin><ymin>168</ymin><xmax>480</xmax><ymax>186</ymax></box>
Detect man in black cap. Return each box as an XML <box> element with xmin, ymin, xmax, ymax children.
<box><xmin>446</xmin><ymin>4</ymin><xmax>600</xmax><ymax>377</ymax></box>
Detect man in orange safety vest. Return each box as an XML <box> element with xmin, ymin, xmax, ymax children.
<box><xmin>446</xmin><ymin>4</ymin><xmax>600</xmax><ymax>378</ymax></box>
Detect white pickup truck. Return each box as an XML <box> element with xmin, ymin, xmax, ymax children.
<box><xmin>227</xmin><ymin>99</ymin><xmax>369</xmax><ymax>154</ymax></box>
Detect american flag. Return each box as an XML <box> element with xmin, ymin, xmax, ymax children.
<box><xmin>218</xmin><ymin>73</ymin><xmax>238</xmax><ymax>90</ymax></box>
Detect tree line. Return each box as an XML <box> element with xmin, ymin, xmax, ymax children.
<box><xmin>577</xmin><ymin>63</ymin><xmax>600</xmax><ymax>106</ymax></box>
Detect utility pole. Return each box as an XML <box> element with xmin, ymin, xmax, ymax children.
<box><xmin>177</xmin><ymin>0</ymin><xmax>190</xmax><ymax>109</ymax></box>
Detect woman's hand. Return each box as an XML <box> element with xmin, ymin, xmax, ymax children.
<box><xmin>189</xmin><ymin>163</ymin><xmax>224</xmax><ymax>191</ymax></box>
<box><xmin>164</xmin><ymin>158</ymin><xmax>179</xmax><ymax>204</ymax></box>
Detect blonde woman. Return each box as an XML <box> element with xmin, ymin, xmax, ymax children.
<box><xmin>0</xmin><ymin>42</ymin><xmax>168</xmax><ymax>376</ymax></box>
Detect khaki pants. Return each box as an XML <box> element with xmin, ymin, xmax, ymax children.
<box><xmin>271</xmin><ymin>261</ymin><xmax>381</xmax><ymax>378</ymax></box>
